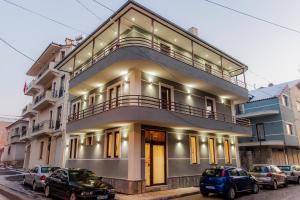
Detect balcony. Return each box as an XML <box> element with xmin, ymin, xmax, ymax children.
<box><xmin>31</xmin><ymin>120</ymin><xmax>55</xmax><ymax>137</ymax></box>
<box><xmin>67</xmin><ymin>95</ymin><xmax>251</xmax><ymax>134</ymax></box>
<box><xmin>19</xmin><ymin>129</ymin><xmax>29</xmax><ymax>141</ymax></box>
<box><xmin>24</xmin><ymin>79</ymin><xmax>39</xmax><ymax>96</ymax></box>
<box><xmin>22</xmin><ymin>103</ymin><xmax>37</xmax><ymax>118</ymax></box>
<box><xmin>35</xmin><ymin>62</ymin><xmax>58</xmax><ymax>87</ymax></box>
<box><xmin>32</xmin><ymin>90</ymin><xmax>57</xmax><ymax>111</ymax></box>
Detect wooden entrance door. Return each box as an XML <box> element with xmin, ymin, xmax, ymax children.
<box><xmin>145</xmin><ymin>131</ymin><xmax>166</xmax><ymax>186</ymax></box>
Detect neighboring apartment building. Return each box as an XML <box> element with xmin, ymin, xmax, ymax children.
<box><xmin>0</xmin><ymin>120</ymin><xmax>12</xmax><ymax>162</ymax></box>
<box><xmin>2</xmin><ymin>120</ymin><xmax>28</xmax><ymax>167</ymax></box>
<box><xmin>238</xmin><ymin>80</ymin><xmax>300</xmax><ymax>169</ymax></box>
<box><xmin>55</xmin><ymin>1</ymin><xmax>251</xmax><ymax>194</ymax></box>
<box><xmin>22</xmin><ymin>40</ymin><xmax>74</xmax><ymax>169</ymax></box>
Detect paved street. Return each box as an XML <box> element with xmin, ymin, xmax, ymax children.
<box><xmin>0</xmin><ymin>167</ymin><xmax>300</xmax><ymax>200</ymax></box>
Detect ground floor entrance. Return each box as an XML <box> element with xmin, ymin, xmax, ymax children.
<box><xmin>145</xmin><ymin>130</ymin><xmax>166</xmax><ymax>186</ymax></box>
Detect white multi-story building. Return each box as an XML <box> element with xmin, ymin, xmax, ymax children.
<box><xmin>22</xmin><ymin>39</ymin><xmax>74</xmax><ymax>169</ymax></box>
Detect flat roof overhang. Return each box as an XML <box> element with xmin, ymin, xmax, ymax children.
<box><xmin>69</xmin><ymin>46</ymin><xmax>248</xmax><ymax>103</ymax></box>
<box><xmin>238</xmin><ymin>110</ymin><xmax>280</xmax><ymax>118</ymax></box>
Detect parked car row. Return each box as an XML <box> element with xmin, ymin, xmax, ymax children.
<box><xmin>200</xmin><ymin>164</ymin><xmax>300</xmax><ymax>200</ymax></box>
<box><xmin>22</xmin><ymin>165</ymin><xmax>115</xmax><ymax>200</ymax></box>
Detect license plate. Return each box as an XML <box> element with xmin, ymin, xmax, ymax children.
<box><xmin>206</xmin><ymin>186</ymin><xmax>215</xmax><ymax>189</ymax></box>
<box><xmin>97</xmin><ymin>195</ymin><xmax>108</xmax><ymax>200</ymax></box>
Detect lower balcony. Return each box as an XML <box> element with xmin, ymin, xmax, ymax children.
<box><xmin>24</xmin><ymin>79</ymin><xmax>39</xmax><ymax>96</ymax></box>
<box><xmin>33</xmin><ymin>91</ymin><xmax>56</xmax><ymax>111</ymax></box>
<box><xmin>22</xmin><ymin>103</ymin><xmax>37</xmax><ymax>118</ymax></box>
<box><xmin>67</xmin><ymin>95</ymin><xmax>251</xmax><ymax>135</ymax></box>
<box><xmin>31</xmin><ymin>120</ymin><xmax>55</xmax><ymax>137</ymax></box>
<box><xmin>35</xmin><ymin>62</ymin><xmax>58</xmax><ymax>87</ymax></box>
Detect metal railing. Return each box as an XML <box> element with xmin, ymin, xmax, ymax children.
<box><xmin>68</xmin><ymin>95</ymin><xmax>251</xmax><ymax>127</ymax></box>
<box><xmin>72</xmin><ymin>37</ymin><xmax>246</xmax><ymax>88</ymax></box>
<box><xmin>34</xmin><ymin>90</ymin><xmax>57</xmax><ymax>105</ymax></box>
<box><xmin>32</xmin><ymin>120</ymin><xmax>54</xmax><ymax>133</ymax></box>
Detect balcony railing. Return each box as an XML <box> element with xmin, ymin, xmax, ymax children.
<box><xmin>32</xmin><ymin>120</ymin><xmax>54</xmax><ymax>133</ymax></box>
<box><xmin>34</xmin><ymin>90</ymin><xmax>57</xmax><ymax>105</ymax></box>
<box><xmin>72</xmin><ymin>37</ymin><xmax>246</xmax><ymax>88</ymax></box>
<box><xmin>68</xmin><ymin>95</ymin><xmax>251</xmax><ymax>127</ymax></box>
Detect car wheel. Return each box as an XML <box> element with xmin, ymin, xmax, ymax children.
<box><xmin>32</xmin><ymin>181</ymin><xmax>37</xmax><ymax>191</ymax></box>
<box><xmin>284</xmin><ymin>179</ymin><xmax>288</xmax><ymax>187</ymax></box>
<box><xmin>272</xmin><ymin>180</ymin><xmax>278</xmax><ymax>190</ymax></box>
<box><xmin>252</xmin><ymin>183</ymin><xmax>259</xmax><ymax>194</ymax></box>
<box><xmin>225</xmin><ymin>186</ymin><xmax>236</xmax><ymax>200</ymax></box>
<box><xmin>69</xmin><ymin>192</ymin><xmax>77</xmax><ymax>200</ymax></box>
<box><xmin>45</xmin><ymin>185</ymin><xmax>51</xmax><ymax>198</ymax></box>
<box><xmin>201</xmin><ymin>191</ymin><xmax>209</xmax><ymax>197</ymax></box>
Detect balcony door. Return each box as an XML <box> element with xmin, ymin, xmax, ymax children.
<box><xmin>107</xmin><ymin>83</ymin><xmax>122</xmax><ymax>109</ymax></box>
<box><xmin>145</xmin><ymin>130</ymin><xmax>166</xmax><ymax>186</ymax></box>
<box><xmin>160</xmin><ymin>84</ymin><xmax>173</xmax><ymax>110</ymax></box>
<box><xmin>72</xmin><ymin>101</ymin><xmax>81</xmax><ymax>120</ymax></box>
<box><xmin>205</xmin><ymin>97</ymin><xmax>216</xmax><ymax>119</ymax></box>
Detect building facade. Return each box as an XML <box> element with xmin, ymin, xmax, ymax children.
<box><xmin>238</xmin><ymin>80</ymin><xmax>300</xmax><ymax>169</ymax></box>
<box><xmin>56</xmin><ymin>1</ymin><xmax>251</xmax><ymax>194</ymax></box>
<box><xmin>22</xmin><ymin>40</ymin><xmax>74</xmax><ymax>169</ymax></box>
<box><xmin>0</xmin><ymin>120</ymin><xmax>12</xmax><ymax>162</ymax></box>
<box><xmin>2</xmin><ymin>120</ymin><xmax>28</xmax><ymax>167</ymax></box>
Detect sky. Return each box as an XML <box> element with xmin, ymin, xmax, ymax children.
<box><xmin>1</xmin><ymin>0</ymin><xmax>300</xmax><ymax>117</ymax></box>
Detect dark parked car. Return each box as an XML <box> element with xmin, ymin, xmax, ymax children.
<box><xmin>200</xmin><ymin>167</ymin><xmax>259</xmax><ymax>200</ymax></box>
<box><xmin>249</xmin><ymin>164</ymin><xmax>288</xmax><ymax>189</ymax></box>
<box><xmin>45</xmin><ymin>168</ymin><xmax>115</xmax><ymax>200</ymax></box>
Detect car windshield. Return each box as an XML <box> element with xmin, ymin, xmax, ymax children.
<box><xmin>278</xmin><ymin>166</ymin><xmax>290</xmax><ymax>172</ymax></box>
<box><xmin>250</xmin><ymin>166</ymin><xmax>269</xmax><ymax>173</ymax></box>
<box><xmin>202</xmin><ymin>169</ymin><xmax>223</xmax><ymax>177</ymax></box>
<box><xmin>41</xmin><ymin>167</ymin><xmax>53</xmax><ymax>173</ymax></box>
<box><xmin>69</xmin><ymin>170</ymin><xmax>98</xmax><ymax>183</ymax></box>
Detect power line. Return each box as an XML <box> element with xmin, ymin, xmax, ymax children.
<box><xmin>92</xmin><ymin>0</ymin><xmax>115</xmax><ymax>13</ymax></box>
<box><xmin>2</xmin><ymin>0</ymin><xmax>88</xmax><ymax>35</ymax></box>
<box><xmin>0</xmin><ymin>37</ymin><xmax>35</xmax><ymax>62</ymax></box>
<box><xmin>75</xmin><ymin>0</ymin><xmax>104</xmax><ymax>21</ymax></box>
<box><xmin>202</xmin><ymin>0</ymin><xmax>300</xmax><ymax>35</ymax></box>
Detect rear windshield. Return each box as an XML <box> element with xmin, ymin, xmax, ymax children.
<box><xmin>202</xmin><ymin>169</ymin><xmax>224</xmax><ymax>177</ymax></box>
<box><xmin>41</xmin><ymin>167</ymin><xmax>52</xmax><ymax>173</ymax></box>
<box><xmin>250</xmin><ymin>166</ymin><xmax>269</xmax><ymax>173</ymax></box>
<box><xmin>278</xmin><ymin>166</ymin><xmax>290</xmax><ymax>172</ymax></box>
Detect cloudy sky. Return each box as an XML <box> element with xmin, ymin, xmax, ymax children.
<box><xmin>1</xmin><ymin>0</ymin><xmax>300</xmax><ymax>117</ymax></box>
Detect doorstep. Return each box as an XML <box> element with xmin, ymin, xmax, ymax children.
<box><xmin>116</xmin><ymin>187</ymin><xmax>200</xmax><ymax>200</ymax></box>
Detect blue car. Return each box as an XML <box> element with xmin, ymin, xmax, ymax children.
<box><xmin>200</xmin><ymin>167</ymin><xmax>259</xmax><ymax>199</ymax></box>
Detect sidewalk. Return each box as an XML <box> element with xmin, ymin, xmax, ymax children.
<box><xmin>116</xmin><ymin>187</ymin><xmax>200</xmax><ymax>200</ymax></box>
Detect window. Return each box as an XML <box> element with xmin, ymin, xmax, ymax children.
<box><xmin>286</xmin><ymin>123</ymin><xmax>294</xmax><ymax>135</ymax></box>
<box><xmin>208</xmin><ymin>138</ymin><xmax>216</xmax><ymax>164</ymax></box>
<box><xmin>256</xmin><ymin>123</ymin><xmax>265</xmax><ymax>140</ymax></box>
<box><xmin>114</xmin><ymin>131</ymin><xmax>120</xmax><ymax>158</ymax></box>
<box><xmin>205</xmin><ymin>97</ymin><xmax>216</xmax><ymax>119</ymax></box>
<box><xmin>228</xmin><ymin>168</ymin><xmax>238</xmax><ymax>176</ymax></box>
<box><xmin>106</xmin><ymin>130</ymin><xmax>121</xmax><ymax>158</ymax></box>
<box><xmin>8</xmin><ymin>146</ymin><xmax>11</xmax><ymax>155</ymax></box>
<box><xmin>88</xmin><ymin>94</ymin><xmax>95</xmax><ymax>107</ymax></box>
<box><xmin>235</xmin><ymin>104</ymin><xmax>245</xmax><ymax>115</ymax></box>
<box><xmin>21</xmin><ymin>126</ymin><xmax>27</xmax><ymax>136</ymax></box>
<box><xmin>190</xmin><ymin>136</ymin><xmax>198</xmax><ymax>164</ymax></box>
<box><xmin>86</xmin><ymin>136</ymin><xmax>93</xmax><ymax>146</ymax></box>
<box><xmin>297</xmin><ymin>101</ymin><xmax>300</xmax><ymax>112</ymax></box>
<box><xmin>224</xmin><ymin>139</ymin><xmax>231</xmax><ymax>164</ymax></box>
<box><xmin>282</xmin><ymin>95</ymin><xmax>289</xmax><ymax>107</ymax></box>
<box><xmin>69</xmin><ymin>138</ymin><xmax>78</xmax><ymax>159</ymax></box>
<box><xmin>106</xmin><ymin>132</ymin><xmax>113</xmax><ymax>158</ymax></box>
<box><xmin>39</xmin><ymin>141</ymin><xmax>44</xmax><ymax>159</ymax></box>
<box><xmin>238</xmin><ymin>170</ymin><xmax>248</xmax><ymax>176</ymax></box>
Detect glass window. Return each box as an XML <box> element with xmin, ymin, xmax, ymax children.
<box><xmin>238</xmin><ymin>170</ymin><xmax>248</xmax><ymax>176</ymax></box>
<box><xmin>39</xmin><ymin>141</ymin><xmax>44</xmax><ymax>159</ymax></box>
<box><xmin>114</xmin><ymin>131</ymin><xmax>120</xmax><ymax>158</ymax></box>
<box><xmin>256</xmin><ymin>123</ymin><xmax>265</xmax><ymax>140</ymax></box>
<box><xmin>282</xmin><ymin>95</ymin><xmax>289</xmax><ymax>107</ymax></box>
<box><xmin>250</xmin><ymin>166</ymin><xmax>269</xmax><ymax>173</ymax></box>
<box><xmin>208</xmin><ymin>138</ymin><xmax>216</xmax><ymax>164</ymax></box>
<box><xmin>69</xmin><ymin>138</ymin><xmax>78</xmax><ymax>159</ymax></box>
<box><xmin>224</xmin><ymin>139</ymin><xmax>231</xmax><ymax>164</ymax></box>
<box><xmin>286</xmin><ymin>123</ymin><xmax>294</xmax><ymax>135</ymax></box>
<box><xmin>106</xmin><ymin>132</ymin><xmax>113</xmax><ymax>158</ymax></box>
<box><xmin>190</xmin><ymin>136</ymin><xmax>198</xmax><ymax>164</ymax></box>
<box><xmin>228</xmin><ymin>169</ymin><xmax>238</xmax><ymax>176</ymax></box>
<box><xmin>86</xmin><ymin>136</ymin><xmax>93</xmax><ymax>146</ymax></box>
<box><xmin>278</xmin><ymin>166</ymin><xmax>291</xmax><ymax>172</ymax></box>
<box><xmin>74</xmin><ymin>42</ymin><xmax>93</xmax><ymax>71</ymax></box>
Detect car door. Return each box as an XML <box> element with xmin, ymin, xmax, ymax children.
<box><xmin>272</xmin><ymin>166</ymin><xmax>285</xmax><ymax>184</ymax></box>
<box><xmin>49</xmin><ymin>170</ymin><xmax>62</xmax><ymax>196</ymax></box>
<box><xmin>28</xmin><ymin>167</ymin><xmax>38</xmax><ymax>185</ymax></box>
<box><xmin>238</xmin><ymin>169</ymin><xmax>252</xmax><ymax>191</ymax></box>
<box><xmin>228</xmin><ymin>168</ymin><xmax>243</xmax><ymax>192</ymax></box>
<box><xmin>55</xmin><ymin>170</ymin><xmax>69</xmax><ymax>198</ymax></box>
<box><xmin>25</xmin><ymin>168</ymin><xmax>34</xmax><ymax>184</ymax></box>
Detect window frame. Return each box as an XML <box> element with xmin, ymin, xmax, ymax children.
<box><xmin>105</xmin><ymin>129</ymin><xmax>121</xmax><ymax>159</ymax></box>
<box><xmin>208</xmin><ymin>137</ymin><xmax>217</xmax><ymax>164</ymax></box>
<box><xmin>39</xmin><ymin>141</ymin><xmax>44</xmax><ymax>160</ymax></box>
<box><xmin>88</xmin><ymin>93</ymin><xmax>96</xmax><ymax>107</ymax></box>
<box><xmin>85</xmin><ymin>135</ymin><xmax>93</xmax><ymax>146</ymax></box>
<box><xmin>224</xmin><ymin>138</ymin><xmax>231</xmax><ymax>164</ymax></box>
<box><xmin>286</xmin><ymin>123</ymin><xmax>294</xmax><ymax>135</ymax></box>
<box><xmin>256</xmin><ymin>123</ymin><xmax>266</xmax><ymax>141</ymax></box>
<box><xmin>190</xmin><ymin>135</ymin><xmax>199</xmax><ymax>164</ymax></box>
<box><xmin>69</xmin><ymin>137</ymin><xmax>79</xmax><ymax>159</ymax></box>
<box><xmin>282</xmin><ymin>94</ymin><xmax>289</xmax><ymax>107</ymax></box>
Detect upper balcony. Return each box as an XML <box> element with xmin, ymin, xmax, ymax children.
<box><xmin>57</xmin><ymin>4</ymin><xmax>249</xmax><ymax>102</ymax></box>
<box><xmin>22</xmin><ymin>103</ymin><xmax>37</xmax><ymax>118</ymax></box>
<box><xmin>32</xmin><ymin>90</ymin><xmax>57</xmax><ymax>111</ymax></box>
<box><xmin>30</xmin><ymin>120</ymin><xmax>54</xmax><ymax>138</ymax></box>
<box><xmin>35</xmin><ymin>61</ymin><xmax>59</xmax><ymax>87</ymax></box>
<box><xmin>67</xmin><ymin>95</ymin><xmax>251</xmax><ymax>135</ymax></box>
<box><xmin>24</xmin><ymin>79</ymin><xmax>39</xmax><ymax>96</ymax></box>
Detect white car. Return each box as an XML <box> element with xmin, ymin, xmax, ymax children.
<box><xmin>22</xmin><ymin>166</ymin><xmax>59</xmax><ymax>191</ymax></box>
<box><xmin>278</xmin><ymin>165</ymin><xmax>300</xmax><ymax>184</ymax></box>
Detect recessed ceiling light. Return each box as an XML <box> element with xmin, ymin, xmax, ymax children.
<box><xmin>131</xmin><ymin>17</ymin><xmax>135</xmax><ymax>21</ymax></box>
<box><xmin>154</xmin><ymin>28</ymin><xmax>158</xmax><ymax>32</ymax></box>
<box><xmin>174</xmin><ymin>38</ymin><xmax>177</xmax><ymax>42</ymax></box>
<box><xmin>100</xmin><ymin>42</ymin><xmax>104</xmax><ymax>46</ymax></box>
<box><xmin>205</xmin><ymin>54</ymin><xmax>208</xmax><ymax>58</ymax></box>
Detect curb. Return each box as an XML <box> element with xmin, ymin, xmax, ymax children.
<box><xmin>0</xmin><ymin>185</ymin><xmax>31</xmax><ymax>200</ymax></box>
